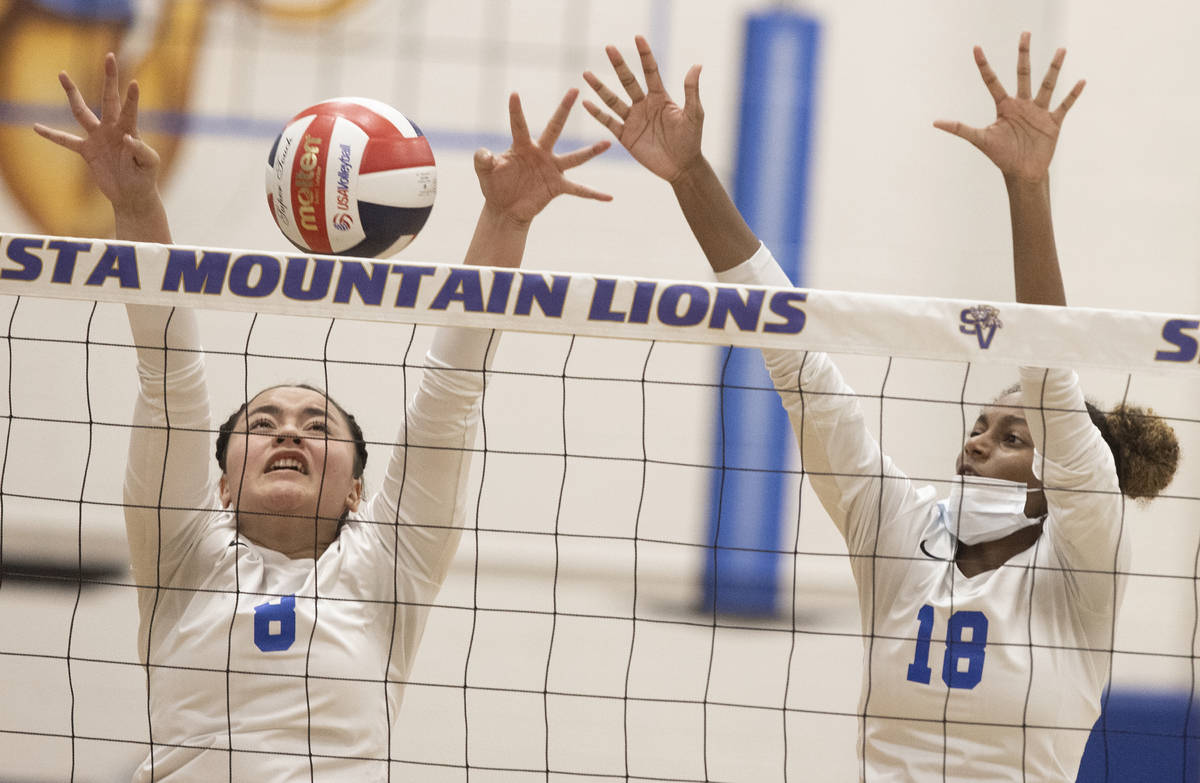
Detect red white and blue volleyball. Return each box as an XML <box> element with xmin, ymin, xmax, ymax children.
<box><xmin>265</xmin><ymin>97</ymin><xmax>436</xmax><ymax>258</ymax></box>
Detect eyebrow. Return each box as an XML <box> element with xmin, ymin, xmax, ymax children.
<box><xmin>246</xmin><ymin>404</ymin><xmax>343</xmax><ymax>428</ymax></box>
<box><xmin>975</xmin><ymin>412</ymin><xmax>1029</xmax><ymax>430</ymax></box>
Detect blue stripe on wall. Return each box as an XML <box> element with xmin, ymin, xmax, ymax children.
<box><xmin>702</xmin><ymin>10</ymin><xmax>820</xmax><ymax>615</ymax></box>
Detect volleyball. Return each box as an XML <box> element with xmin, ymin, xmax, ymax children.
<box><xmin>265</xmin><ymin>97</ymin><xmax>436</xmax><ymax>258</ymax></box>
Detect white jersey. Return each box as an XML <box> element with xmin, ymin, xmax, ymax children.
<box><xmin>718</xmin><ymin>247</ymin><xmax>1126</xmax><ymax>782</ymax></box>
<box><xmin>122</xmin><ymin>304</ymin><xmax>495</xmax><ymax>782</ymax></box>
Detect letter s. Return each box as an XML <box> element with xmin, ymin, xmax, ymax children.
<box><xmin>1155</xmin><ymin>319</ymin><xmax>1200</xmax><ymax>362</ymax></box>
<box><xmin>763</xmin><ymin>291</ymin><xmax>807</xmax><ymax>334</ymax></box>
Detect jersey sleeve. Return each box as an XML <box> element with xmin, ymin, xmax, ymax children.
<box><xmin>715</xmin><ymin>245</ymin><xmax>926</xmax><ymax>555</ymax></box>
<box><xmin>363</xmin><ymin>326</ymin><xmax>496</xmax><ymax>589</ymax></box>
<box><xmin>1019</xmin><ymin>366</ymin><xmax>1125</xmax><ymax>601</ymax></box>
<box><xmin>122</xmin><ymin>304</ymin><xmax>217</xmax><ymax>594</ymax></box>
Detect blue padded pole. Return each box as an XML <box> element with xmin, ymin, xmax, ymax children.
<box><xmin>702</xmin><ymin>9</ymin><xmax>820</xmax><ymax>615</ymax></box>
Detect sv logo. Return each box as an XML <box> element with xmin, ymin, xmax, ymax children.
<box><xmin>959</xmin><ymin>305</ymin><xmax>1003</xmax><ymax>349</ymax></box>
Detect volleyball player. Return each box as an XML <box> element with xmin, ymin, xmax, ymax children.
<box><xmin>35</xmin><ymin>53</ymin><xmax>612</xmax><ymax>781</ymax></box>
<box><xmin>585</xmin><ymin>34</ymin><xmax>1180</xmax><ymax>780</ymax></box>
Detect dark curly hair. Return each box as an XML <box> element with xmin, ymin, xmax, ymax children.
<box><xmin>215</xmin><ymin>384</ymin><xmax>368</xmax><ymax>479</ymax></box>
<box><xmin>1084</xmin><ymin>401</ymin><xmax>1180</xmax><ymax>501</ymax></box>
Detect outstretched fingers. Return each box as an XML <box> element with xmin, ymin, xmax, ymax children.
<box><xmin>556</xmin><ymin>139</ymin><xmax>611</xmax><ymax>171</ymax></box>
<box><xmin>560</xmin><ymin>174</ymin><xmax>612</xmax><ymax>203</ymax></box>
<box><xmin>119</xmin><ymin>80</ymin><xmax>142</xmax><ymax>137</ymax></box>
<box><xmin>581</xmin><ymin>95</ymin><xmax>623</xmax><ymax>139</ymax></box>
<box><xmin>1051</xmin><ymin>79</ymin><xmax>1086</xmax><ymax>124</ymax></box>
<box><xmin>1034</xmin><ymin>47</ymin><xmax>1066</xmax><ymax>108</ymax></box>
<box><xmin>101</xmin><ymin>52</ymin><xmax>123</xmax><ymax>123</ymax></box>
<box><xmin>973</xmin><ymin>46</ymin><xmax>1007</xmax><ymax>105</ymax></box>
<box><xmin>508</xmin><ymin>92</ymin><xmax>531</xmax><ymax>146</ymax></box>
<box><xmin>606</xmin><ymin>43</ymin><xmax>646</xmax><ymax>103</ymax></box>
<box><xmin>635</xmin><ymin>35</ymin><xmax>665</xmax><ymax>93</ymax></box>
<box><xmin>582</xmin><ymin>69</ymin><xmax>629</xmax><ymax>120</ymax></box>
<box><xmin>1016</xmin><ymin>31</ymin><xmax>1032</xmax><ymax>100</ymax></box>
<box><xmin>537</xmin><ymin>88</ymin><xmax>577</xmax><ymax>151</ymax></box>
<box><xmin>59</xmin><ymin>70</ymin><xmax>100</xmax><ymax>132</ymax></box>
<box><xmin>32</xmin><ymin>123</ymin><xmax>84</xmax><ymax>153</ymax></box>
<box><xmin>681</xmin><ymin>64</ymin><xmax>703</xmax><ymax>119</ymax></box>
<box><xmin>931</xmin><ymin>119</ymin><xmax>986</xmax><ymax>152</ymax></box>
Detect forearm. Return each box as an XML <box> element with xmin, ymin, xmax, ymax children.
<box><xmin>462</xmin><ymin>202</ymin><xmax>531</xmax><ymax>269</ymax></box>
<box><xmin>1006</xmin><ymin>176</ymin><xmax>1066</xmax><ymax>306</ymax></box>
<box><xmin>671</xmin><ymin>156</ymin><xmax>760</xmax><ymax>273</ymax></box>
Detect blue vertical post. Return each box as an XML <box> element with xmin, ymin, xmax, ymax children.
<box><xmin>702</xmin><ymin>10</ymin><xmax>820</xmax><ymax>615</ymax></box>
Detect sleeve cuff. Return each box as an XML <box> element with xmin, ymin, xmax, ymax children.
<box><xmin>714</xmin><ymin>242</ymin><xmax>794</xmax><ymax>288</ymax></box>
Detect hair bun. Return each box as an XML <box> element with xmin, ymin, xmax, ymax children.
<box><xmin>1094</xmin><ymin>403</ymin><xmax>1181</xmax><ymax>501</ymax></box>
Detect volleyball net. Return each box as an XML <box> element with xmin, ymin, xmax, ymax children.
<box><xmin>0</xmin><ymin>233</ymin><xmax>1197</xmax><ymax>781</ymax></box>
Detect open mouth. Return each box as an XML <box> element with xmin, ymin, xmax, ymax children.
<box><xmin>267</xmin><ymin>458</ymin><xmax>308</xmax><ymax>475</ymax></box>
<box><xmin>957</xmin><ymin>465</ymin><xmax>978</xmax><ymax>477</ymax></box>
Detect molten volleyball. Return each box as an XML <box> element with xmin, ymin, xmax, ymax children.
<box><xmin>265</xmin><ymin>97</ymin><xmax>436</xmax><ymax>258</ymax></box>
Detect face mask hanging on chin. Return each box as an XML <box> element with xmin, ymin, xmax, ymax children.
<box><xmin>941</xmin><ymin>475</ymin><xmax>1043</xmax><ymax>546</ymax></box>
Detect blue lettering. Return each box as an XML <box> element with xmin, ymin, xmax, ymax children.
<box><xmin>587</xmin><ymin>279</ymin><xmax>626</xmax><ymax>322</ymax></box>
<box><xmin>331</xmin><ymin>261</ymin><xmax>387</xmax><ymax>305</ymax></box>
<box><xmin>2</xmin><ymin>238</ymin><xmax>44</xmax><ymax>281</ymax></box>
<box><xmin>709</xmin><ymin>288</ymin><xmax>765</xmax><ymax>331</ymax></box>
<box><xmin>515</xmin><ymin>274</ymin><xmax>569</xmax><ymax>318</ymax></box>
<box><xmin>1156</xmin><ymin>319</ymin><xmax>1200</xmax><ymax>363</ymax></box>
<box><xmin>486</xmin><ymin>271</ymin><xmax>515</xmax><ymax>314</ymax></box>
<box><xmin>628</xmin><ymin>281</ymin><xmax>656</xmax><ymax>324</ymax></box>
<box><xmin>657</xmin><ymin>284</ymin><xmax>708</xmax><ymax>327</ymax></box>
<box><xmin>390</xmin><ymin>264</ymin><xmax>436</xmax><ymax>308</ymax></box>
<box><xmin>763</xmin><ymin>291</ymin><xmax>807</xmax><ymax>334</ymax></box>
<box><xmin>84</xmin><ymin>244</ymin><xmax>140</xmax><ymax>288</ymax></box>
<box><xmin>430</xmin><ymin>268</ymin><xmax>484</xmax><ymax>312</ymax></box>
<box><xmin>281</xmin><ymin>257</ymin><xmax>334</xmax><ymax>301</ymax></box>
<box><xmin>162</xmin><ymin>249</ymin><xmax>229</xmax><ymax>294</ymax></box>
<box><xmin>48</xmin><ymin>240</ymin><xmax>92</xmax><ymax>284</ymax></box>
<box><xmin>228</xmin><ymin>254</ymin><xmax>281</xmax><ymax>298</ymax></box>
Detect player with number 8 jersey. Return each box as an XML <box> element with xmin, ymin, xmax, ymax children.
<box><xmin>34</xmin><ymin>53</ymin><xmax>612</xmax><ymax>781</ymax></box>
<box><xmin>584</xmin><ymin>33</ymin><xmax>1180</xmax><ymax>781</ymax></box>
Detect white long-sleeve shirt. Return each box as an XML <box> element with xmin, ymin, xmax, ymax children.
<box><xmin>718</xmin><ymin>246</ymin><xmax>1126</xmax><ymax>782</ymax></box>
<box><xmin>122</xmin><ymin>304</ymin><xmax>494</xmax><ymax>782</ymax></box>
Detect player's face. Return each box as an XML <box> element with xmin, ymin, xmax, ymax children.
<box><xmin>956</xmin><ymin>391</ymin><xmax>1047</xmax><ymax>518</ymax></box>
<box><xmin>219</xmin><ymin>386</ymin><xmax>362</xmax><ymax>524</ymax></box>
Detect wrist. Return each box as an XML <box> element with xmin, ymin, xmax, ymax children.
<box><xmin>479</xmin><ymin>201</ymin><xmax>534</xmax><ymax>233</ymax></box>
<box><xmin>113</xmin><ymin>190</ymin><xmax>171</xmax><ymax>243</ymax></box>
<box><xmin>668</xmin><ymin>154</ymin><xmax>714</xmax><ymax>192</ymax></box>
<box><xmin>1003</xmin><ymin>172</ymin><xmax>1051</xmax><ymax>194</ymax></box>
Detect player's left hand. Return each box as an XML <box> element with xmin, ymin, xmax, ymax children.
<box><xmin>474</xmin><ymin>89</ymin><xmax>611</xmax><ymax>225</ymax></box>
<box><xmin>934</xmin><ymin>32</ymin><xmax>1084</xmax><ymax>183</ymax></box>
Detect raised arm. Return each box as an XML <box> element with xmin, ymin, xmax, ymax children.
<box><xmin>369</xmin><ymin>90</ymin><xmax>611</xmax><ymax>585</ymax></box>
<box><xmin>937</xmin><ymin>35</ymin><xmax>1124</xmax><ymax>579</ymax></box>
<box><xmin>583</xmin><ymin>36</ymin><xmax>757</xmax><ymax>272</ymax></box>
<box><xmin>584</xmin><ymin>38</ymin><xmax>931</xmax><ymax>553</ymax></box>
<box><xmin>934</xmin><ymin>32</ymin><xmax>1084</xmax><ymax>306</ymax></box>
<box><xmin>36</xmin><ymin>53</ymin><xmax>212</xmax><ymax>592</ymax></box>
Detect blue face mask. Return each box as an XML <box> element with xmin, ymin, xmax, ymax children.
<box><xmin>941</xmin><ymin>475</ymin><xmax>1042</xmax><ymax>545</ymax></box>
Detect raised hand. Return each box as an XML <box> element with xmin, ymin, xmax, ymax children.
<box><xmin>583</xmin><ymin>35</ymin><xmax>704</xmax><ymax>183</ymax></box>
<box><xmin>33</xmin><ymin>52</ymin><xmax>162</xmax><ymax>217</ymax></box>
<box><xmin>934</xmin><ymin>32</ymin><xmax>1084</xmax><ymax>183</ymax></box>
<box><xmin>474</xmin><ymin>89</ymin><xmax>611</xmax><ymax>226</ymax></box>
